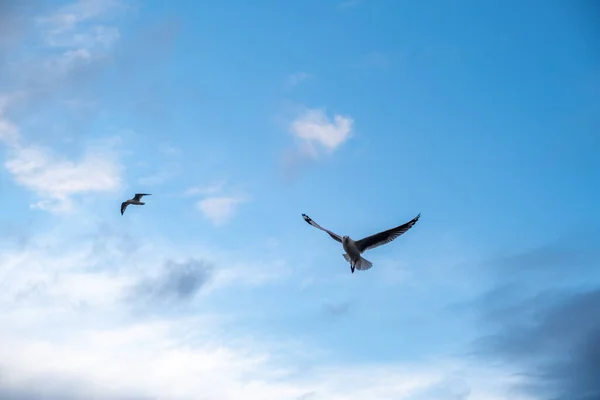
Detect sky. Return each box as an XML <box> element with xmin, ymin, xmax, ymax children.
<box><xmin>0</xmin><ymin>0</ymin><xmax>599</xmax><ymax>399</ymax></box>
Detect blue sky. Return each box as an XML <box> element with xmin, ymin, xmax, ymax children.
<box><xmin>0</xmin><ymin>0</ymin><xmax>599</xmax><ymax>399</ymax></box>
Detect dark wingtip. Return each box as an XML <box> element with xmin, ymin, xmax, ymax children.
<box><xmin>412</xmin><ymin>213</ymin><xmax>421</xmax><ymax>225</ymax></box>
<box><xmin>302</xmin><ymin>214</ymin><xmax>311</xmax><ymax>223</ymax></box>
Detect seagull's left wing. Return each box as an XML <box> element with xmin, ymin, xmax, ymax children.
<box><xmin>302</xmin><ymin>214</ymin><xmax>343</xmax><ymax>243</ymax></box>
<box><xmin>133</xmin><ymin>193</ymin><xmax>151</xmax><ymax>201</ymax></box>
<box><xmin>121</xmin><ymin>202</ymin><xmax>129</xmax><ymax>215</ymax></box>
<box><xmin>355</xmin><ymin>213</ymin><xmax>420</xmax><ymax>253</ymax></box>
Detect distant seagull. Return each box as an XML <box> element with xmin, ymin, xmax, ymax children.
<box><xmin>121</xmin><ymin>193</ymin><xmax>151</xmax><ymax>215</ymax></box>
<box><xmin>302</xmin><ymin>213</ymin><xmax>420</xmax><ymax>273</ymax></box>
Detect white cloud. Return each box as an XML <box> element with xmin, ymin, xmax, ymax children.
<box><xmin>41</xmin><ymin>48</ymin><xmax>95</xmax><ymax>79</ymax></box>
<box><xmin>45</xmin><ymin>25</ymin><xmax>121</xmax><ymax>49</ymax></box>
<box><xmin>36</xmin><ymin>0</ymin><xmax>123</xmax><ymax>36</ymax></box>
<box><xmin>0</xmin><ymin>105</ymin><xmax>122</xmax><ymax>212</ymax></box>
<box><xmin>186</xmin><ymin>180</ymin><xmax>250</xmax><ymax>226</ymax></box>
<box><xmin>4</xmin><ymin>142</ymin><xmax>122</xmax><ymax>212</ymax></box>
<box><xmin>184</xmin><ymin>179</ymin><xmax>227</xmax><ymax>197</ymax></box>
<box><xmin>0</xmin><ymin>74</ymin><xmax>122</xmax><ymax>213</ymax></box>
<box><xmin>197</xmin><ymin>195</ymin><xmax>250</xmax><ymax>226</ymax></box>
<box><xmin>290</xmin><ymin>108</ymin><xmax>353</xmax><ymax>158</ymax></box>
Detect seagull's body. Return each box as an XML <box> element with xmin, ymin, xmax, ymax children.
<box><xmin>121</xmin><ymin>193</ymin><xmax>151</xmax><ymax>215</ymax></box>
<box><xmin>302</xmin><ymin>213</ymin><xmax>420</xmax><ymax>273</ymax></box>
<box><xmin>341</xmin><ymin>236</ymin><xmax>366</xmax><ymax>271</ymax></box>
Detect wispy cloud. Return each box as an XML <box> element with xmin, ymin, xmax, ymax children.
<box><xmin>36</xmin><ymin>0</ymin><xmax>124</xmax><ymax>38</ymax></box>
<box><xmin>184</xmin><ymin>179</ymin><xmax>227</xmax><ymax>197</ymax></box>
<box><xmin>0</xmin><ymin>0</ymin><xmax>126</xmax><ymax>104</ymax></box>
<box><xmin>0</xmin><ymin>99</ymin><xmax>122</xmax><ymax>213</ymax></box>
<box><xmin>186</xmin><ymin>180</ymin><xmax>250</xmax><ymax>226</ymax></box>
<box><xmin>287</xmin><ymin>72</ymin><xmax>313</xmax><ymax>87</ymax></box>
<box><xmin>197</xmin><ymin>194</ymin><xmax>250</xmax><ymax>226</ymax></box>
<box><xmin>43</xmin><ymin>47</ymin><xmax>95</xmax><ymax>75</ymax></box>
<box><xmin>35</xmin><ymin>0</ymin><xmax>123</xmax><ymax>51</ymax></box>
<box><xmin>5</xmin><ymin>142</ymin><xmax>123</xmax><ymax>213</ymax></box>
<box><xmin>46</xmin><ymin>24</ymin><xmax>121</xmax><ymax>50</ymax></box>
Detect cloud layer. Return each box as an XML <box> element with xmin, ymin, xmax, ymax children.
<box><xmin>471</xmin><ymin>228</ymin><xmax>600</xmax><ymax>400</ymax></box>
<box><xmin>0</xmin><ymin>208</ymin><xmax>529</xmax><ymax>400</ymax></box>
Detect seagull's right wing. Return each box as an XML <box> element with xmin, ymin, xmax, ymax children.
<box><xmin>302</xmin><ymin>214</ymin><xmax>343</xmax><ymax>243</ymax></box>
<box><xmin>355</xmin><ymin>213</ymin><xmax>420</xmax><ymax>253</ymax></box>
<box><xmin>133</xmin><ymin>193</ymin><xmax>151</xmax><ymax>201</ymax></box>
<box><xmin>121</xmin><ymin>202</ymin><xmax>129</xmax><ymax>215</ymax></box>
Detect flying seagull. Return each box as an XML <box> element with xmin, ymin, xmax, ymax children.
<box><xmin>301</xmin><ymin>213</ymin><xmax>420</xmax><ymax>273</ymax></box>
<box><xmin>121</xmin><ymin>193</ymin><xmax>151</xmax><ymax>215</ymax></box>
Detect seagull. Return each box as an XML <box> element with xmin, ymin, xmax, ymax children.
<box><xmin>121</xmin><ymin>193</ymin><xmax>151</xmax><ymax>215</ymax></box>
<box><xmin>301</xmin><ymin>213</ymin><xmax>420</xmax><ymax>274</ymax></box>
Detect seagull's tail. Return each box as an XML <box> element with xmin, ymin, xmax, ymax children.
<box><xmin>342</xmin><ymin>254</ymin><xmax>373</xmax><ymax>271</ymax></box>
<box><xmin>355</xmin><ymin>256</ymin><xmax>373</xmax><ymax>271</ymax></box>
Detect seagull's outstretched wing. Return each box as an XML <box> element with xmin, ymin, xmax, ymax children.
<box><xmin>355</xmin><ymin>213</ymin><xmax>420</xmax><ymax>253</ymax></box>
<box><xmin>133</xmin><ymin>193</ymin><xmax>151</xmax><ymax>201</ymax></box>
<box><xmin>121</xmin><ymin>201</ymin><xmax>129</xmax><ymax>215</ymax></box>
<box><xmin>302</xmin><ymin>214</ymin><xmax>343</xmax><ymax>243</ymax></box>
